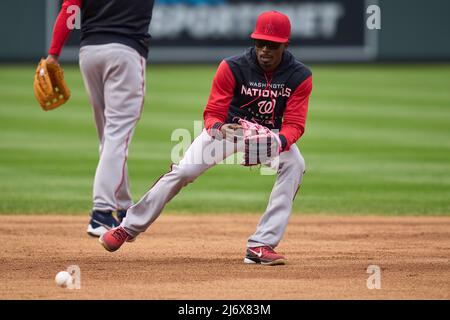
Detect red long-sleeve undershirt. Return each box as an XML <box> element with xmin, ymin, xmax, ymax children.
<box><xmin>48</xmin><ymin>0</ymin><xmax>82</xmax><ymax>56</ymax></box>
<box><xmin>203</xmin><ymin>60</ymin><xmax>313</xmax><ymax>150</ymax></box>
<box><xmin>203</xmin><ymin>61</ymin><xmax>235</xmax><ymax>130</ymax></box>
<box><xmin>280</xmin><ymin>74</ymin><xmax>313</xmax><ymax>149</ymax></box>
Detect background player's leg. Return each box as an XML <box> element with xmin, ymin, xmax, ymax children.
<box><xmin>80</xmin><ymin>46</ymin><xmax>121</xmax><ymax>236</ymax></box>
<box><xmin>115</xmin><ymin>163</ymin><xmax>133</xmax><ymax>212</ymax></box>
<box><xmin>247</xmin><ymin>144</ymin><xmax>305</xmax><ymax>248</ymax></box>
<box><xmin>122</xmin><ymin>130</ymin><xmax>238</xmax><ymax>237</ymax></box>
<box><xmin>90</xmin><ymin>44</ymin><xmax>146</xmax><ymax>212</ymax></box>
<box><xmin>79</xmin><ymin>46</ymin><xmax>106</xmax><ymax>152</ymax></box>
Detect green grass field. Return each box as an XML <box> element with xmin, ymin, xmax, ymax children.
<box><xmin>0</xmin><ymin>63</ymin><xmax>449</xmax><ymax>215</ymax></box>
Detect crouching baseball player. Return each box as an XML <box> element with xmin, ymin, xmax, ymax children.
<box><xmin>100</xmin><ymin>11</ymin><xmax>313</xmax><ymax>266</ymax></box>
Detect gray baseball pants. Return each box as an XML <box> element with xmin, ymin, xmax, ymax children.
<box><xmin>123</xmin><ymin>130</ymin><xmax>305</xmax><ymax>248</ymax></box>
<box><xmin>79</xmin><ymin>43</ymin><xmax>146</xmax><ymax>212</ymax></box>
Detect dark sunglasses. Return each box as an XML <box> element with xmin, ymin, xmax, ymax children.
<box><xmin>254</xmin><ymin>39</ymin><xmax>283</xmax><ymax>50</ymax></box>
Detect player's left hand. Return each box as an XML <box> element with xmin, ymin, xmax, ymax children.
<box><xmin>239</xmin><ymin>119</ymin><xmax>282</xmax><ymax>166</ymax></box>
<box><xmin>33</xmin><ymin>58</ymin><xmax>71</xmax><ymax>111</ymax></box>
<box><xmin>46</xmin><ymin>54</ymin><xmax>60</xmax><ymax>65</ymax></box>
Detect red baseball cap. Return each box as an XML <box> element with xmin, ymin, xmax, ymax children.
<box><xmin>251</xmin><ymin>11</ymin><xmax>291</xmax><ymax>44</ymax></box>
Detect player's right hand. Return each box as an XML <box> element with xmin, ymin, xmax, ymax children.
<box><xmin>221</xmin><ymin>123</ymin><xmax>244</xmax><ymax>143</ymax></box>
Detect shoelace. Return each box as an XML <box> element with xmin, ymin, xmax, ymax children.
<box><xmin>250</xmin><ymin>246</ymin><xmax>275</xmax><ymax>255</ymax></box>
<box><xmin>111</xmin><ymin>228</ymin><xmax>128</xmax><ymax>242</ymax></box>
<box><xmin>261</xmin><ymin>246</ymin><xmax>275</xmax><ymax>254</ymax></box>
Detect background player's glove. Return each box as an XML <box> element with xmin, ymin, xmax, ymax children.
<box><xmin>239</xmin><ymin>119</ymin><xmax>282</xmax><ymax>167</ymax></box>
<box><xmin>33</xmin><ymin>58</ymin><xmax>71</xmax><ymax>111</ymax></box>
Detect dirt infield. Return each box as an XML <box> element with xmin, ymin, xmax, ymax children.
<box><xmin>1</xmin><ymin>215</ymin><xmax>449</xmax><ymax>299</ymax></box>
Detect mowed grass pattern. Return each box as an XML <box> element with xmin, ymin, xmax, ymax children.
<box><xmin>0</xmin><ymin>63</ymin><xmax>449</xmax><ymax>215</ymax></box>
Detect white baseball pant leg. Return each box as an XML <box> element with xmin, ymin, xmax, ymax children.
<box><xmin>122</xmin><ymin>130</ymin><xmax>238</xmax><ymax>237</ymax></box>
<box><xmin>79</xmin><ymin>43</ymin><xmax>146</xmax><ymax>212</ymax></box>
<box><xmin>247</xmin><ymin>144</ymin><xmax>305</xmax><ymax>248</ymax></box>
<box><xmin>123</xmin><ymin>129</ymin><xmax>305</xmax><ymax>249</ymax></box>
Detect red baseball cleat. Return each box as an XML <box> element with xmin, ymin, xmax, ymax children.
<box><xmin>99</xmin><ymin>226</ymin><xmax>131</xmax><ymax>252</ymax></box>
<box><xmin>244</xmin><ymin>246</ymin><xmax>287</xmax><ymax>266</ymax></box>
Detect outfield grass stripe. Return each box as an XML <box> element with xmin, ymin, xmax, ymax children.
<box><xmin>1</xmin><ymin>64</ymin><xmax>449</xmax><ymax>215</ymax></box>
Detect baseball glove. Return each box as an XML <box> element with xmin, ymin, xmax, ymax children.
<box><xmin>33</xmin><ymin>58</ymin><xmax>71</xmax><ymax>111</ymax></box>
<box><xmin>239</xmin><ymin>119</ymin><xmax>282</xmax><ymax>167</ymax></box>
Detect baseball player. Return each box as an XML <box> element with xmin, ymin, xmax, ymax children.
<box><xmin>100</xmin><ymin>11</ymin><xmax>313</xmax><ymax>266</ymax></box>
<box><xmin>47</xmin><ymin>0</ymin><xmax>155</xmax><ymax>236</ymax></box>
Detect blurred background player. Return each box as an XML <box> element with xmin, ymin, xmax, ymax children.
<box><xmin>100</xmin><ymin>11</ymin><xmax>313</xmax><ymax>265</ymax></box>
<box><xmin>47</xmin><ymin>0</ymin><xmax>155</xmax><ymax>236</ymax></box>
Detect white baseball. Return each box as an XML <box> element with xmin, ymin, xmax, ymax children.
<box><xmin>55</xmin><ymin>271</ymin><xmax>72</xmax><ymax>288</ymax></box>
